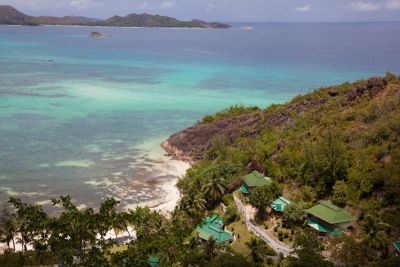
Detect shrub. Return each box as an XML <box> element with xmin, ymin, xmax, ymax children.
<box><xmin>227</xmin><ymin>178</ymin><xmax>243</xmax><ymax>192</ymax></box>
<box><xmin>284</xmin><ymin>231</ymin><xmax>289</xmax><ymax>238</ymax></box>
<box><xmin>223</xmin><ymin>206</ymin><xmax>239</xmax><ymax>225</ymax></box>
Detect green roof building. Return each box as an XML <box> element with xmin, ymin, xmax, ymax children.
<box><xmin>196</xmin><ymin>214</ymin><xmax>233</xmax><ymax>246</ymax></box>
<box><xmin>305</xmin><ymin>201</ymin><xmax>357</xmax><ymax>235</ymax></box>
<box><xmin>148</xmin><ymin>256</ymin><xmax>160</xmax><ymax>267</ymax></box>
<box><xmin>240</xmin><ymin>171</ymin><xmax>272</xmax><ymax>194</ymax></box>
<box><xmin>272</xmin><ymin>196</ymin><xmax>291</xmax><ymax>212</ymax></box>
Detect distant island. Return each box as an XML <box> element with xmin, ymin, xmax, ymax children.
<box><xmin>0</xmin><ymin>5</ymin><xmax>230</xmax><ymax>28</ymax></box>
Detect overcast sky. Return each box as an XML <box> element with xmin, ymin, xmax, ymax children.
<box><xmin>1</xmin><ymin>0</ymin><xmax>400</xmax><ymax>22</ymax></box>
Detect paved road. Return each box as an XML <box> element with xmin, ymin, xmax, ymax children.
<box><xmin>233</xmin><ymin>194</ymin><xmax>295</xmax><ymax>257</ymax></box>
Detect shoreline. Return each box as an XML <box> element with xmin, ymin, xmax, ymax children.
<box><xmin>122</xmin><ymin>139</ymin><xmax>191</xmax><ymax>215</ymax></box>
<box><xmin>161</xmin><ymin>140</ymin><xmax>196</xmax><ymax>164</ymax></box>
<box><xmin>144</xmin><ymin>153</ymin><xmax>190</xmax><ymax>215</ymax></box>
<box><xmin>0</xmin><ymin>140</ymin><xmax>190</xmax><ymax>253</ymax></box>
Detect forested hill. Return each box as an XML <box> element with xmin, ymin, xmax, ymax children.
<box><xmin>0</xmin><ymin>5</ymin><xmax>230</xmax><ymax>28</ymax></box>
<box><xmin>165</xmin><ymin>73</ymin><xmax>400</xmax><ymax>223</ymax></box>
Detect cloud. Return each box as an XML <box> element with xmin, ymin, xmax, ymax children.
<box><xmin>206</xmin><ymin>3</ymin><xmax>216</xmax><ymax>11</ymax></box>
<box><xmin>139</xmin><ymin>1</ymin><xmax>150</xmax><ymax>10</ymax></box>
<box><xmin>160</xmin><ymin>1</ymin><xmax>174</xmax><ymax>9</ymax></box>
<box><xmin>69</xmin><ymin>0</ymin><xmax>100</xmax><ymax>10</ymax></box>
<box><xmin>385</xmin><ymin>0</ymin><xmax>400</xmax><ymax>10</ymax></box>
<box><xmin>349</xmin><ymin>1</ymin><xmax>381</xmax><ymax>12</ymax></box>
<box><xmin>295</xmin><ymin>4</ymin><xmax>312</xmax><ymax>12</ymax></box>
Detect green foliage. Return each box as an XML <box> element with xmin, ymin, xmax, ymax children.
<box><xmin>299</xmin><ymin>185</ymin><xmax>317</xmax><ymax>203</ymax></box>
<box><xmin>209</xmin><ymin>253</ymin><xmax>256</xmax><ymax>267</ymax></box>
<box><xmin>223</xmin><ymin>205</ymin><xmax>239</xmax><ymax>225</ymax></box>
<box><xmin>283</xmin><ymin>202</ymin><xmax>307</xmax><ymax>227</ymax></box>
<box><xmin>330</xmin><ymin>235</ymin><xmax>368</xmax><ymax>267</ymax></box>
<box><xmin>198</xmin><ymin>104</ymin><xmax>260</xmax><ymax>124</ymax></box>
<box><xmin>288</xmin><ymin>230</ymin><xmax>333</xmax><ymax>267</ymax></box>
<box><xmin>332</xmin><ymin>180</ymin><xmax>349</xmax><ymax>206</ymax></box>
<box><xmin>249</xmin><ymin>182</ymin><xmax>282</xmax><ymax>218</ymax></box>
<box><xmin>360</xmin><ymin>215</ymin><xmax>390</xmax><ymax>253</ymax></box>
<box><xmin>245</xmin><ymin>237</ymin><xmax>276</xmax><ymax>263</ymax></box>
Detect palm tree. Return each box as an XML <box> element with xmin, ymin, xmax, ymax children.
<box><xmin>179</xmin><ymin>193</ymin><xmax>206</xmax><ymax>218</ymax></box>
<box><xmin>361</xmin><ymin>215</ymin><xmax>390</xmax><ymax>251</ymax></box>
<box><xmin>113</xmin><ymin>213</ymin><xmax>129</xmax><ymax>239</ymax></box>
<box><xmin>16</xmin><ymin>226</ymin><xmax>31</xmax><ymax>252</ymax></box>
<box><xmin>204</xmin><ymin>237</ymin><xmax>217</xmax><ymax>260</ymax></box>
<box><xmin>160</xmin><ymin>240</ymin><xmax>180</xmax><ymax>264</ymax></box>
<box><xmin>191</xmin><ymin>194</ymin><xmax>207</xmax><ymax>214</ymax></box>
<box><xmin>246</xmin><ymin>237</ymin><xmax>263</xmax><ymax>263</ymax></box>
<box><xmin>203</xmin><ymin>177</ymin><xmax>225</xmax><ymax>203</ymax></box>
<box><xmin>1</xmin><ymin>217</ymin><xmax>17</xmax><ymax>251</ymax></box>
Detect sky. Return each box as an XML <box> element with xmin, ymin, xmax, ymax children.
<box><xmin>1</xmin><ymin>0</ymin><xmax>400</xmax><ymax>22</ymax></box>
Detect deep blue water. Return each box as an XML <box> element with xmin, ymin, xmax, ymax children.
<box><xmin>1</xmin><ymin>22</ymin><xmax>399</xmax><ymax>210</ymax></box>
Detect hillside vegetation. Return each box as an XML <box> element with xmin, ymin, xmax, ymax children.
<box><xmin>167</xmin><ymin>73</ymin><xmax>400</xmax><ymax>264</ymax></box>
<box><xmin>168</xmin><ymin>73</ymin><xmax>400</xmax><ymax>215</ymax></box>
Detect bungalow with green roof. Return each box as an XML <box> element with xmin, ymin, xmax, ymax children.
<box><xmin>240</xmin><ymin>170</ymin><xmax>272</xmax><ymax>194</ymax></box>
<box><xmin>195</xmin><ymin>214</ymin><xmax>233</xmax><ymax>246</ymax></box>
<box><xmin>271</xmin><ymin>196</ymin><xmax>291</xmax><ymax>212</ymax></box>
<box><xmin>305</xmin><ymin>201</ymin><xmax>357</xmax><ymax>235</ymax></box>
<box><xmin>148</xmin><ymin>256</ymin><xmax>160</xmax><ymax>267</ymax></box>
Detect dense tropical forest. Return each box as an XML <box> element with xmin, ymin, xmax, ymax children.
<box><xmin>1</xmin><ymin>73</ymin><xmax>400</xmax><ymax>266</ymax></box>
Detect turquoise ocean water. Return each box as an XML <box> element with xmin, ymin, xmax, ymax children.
<box><xmin>1</xmin><ymin>23</ymin><xmax>400</xmax><ymax>210</ymax></box>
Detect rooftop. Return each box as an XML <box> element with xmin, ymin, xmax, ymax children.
<box><xmin>272</xmin><ymin>196</ymin><xmax>291</xmax><ymax>212</ymax></box>
<box><xmin>196</xmin><ymin>224</ymin><xmax>233</xmax><ymax>243</ymax></box>
<box><xmin>242</xmin><ymin>170</ymin><xmax>272</xmax><ymax>187</ymax></box>
<box><xmin>205</xmin><ymin>214</ymin><xmax>224</xmax><ymax>228</ymax></box>
<box><xmin>306</xmin><ymin>201</ymin><xmax>357</xmax><ymax>224</ymax></box>
<box><xmin>148</xmin><ymin>256</ymin><xmax>160</xmax><ymax>267</ymax></box>
<box><xmin>395</xmin><ymin>241</ymin><xmax>400</xmax><ymax>252</ymax></box>
<box><xmin>240</xmin><ymin>184</ymin><xmax>250</xmax><ymax>194</ymax></box>
<box><xmin>307</xmin><ymin>218</ymin><xmax>343</xmax><ymax>235</ymax></box>
<box><xmin>196</xmin><ymin>215</ymin><xmax>233</xmax><ymax>244</ymax></box>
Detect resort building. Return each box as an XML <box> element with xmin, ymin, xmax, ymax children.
<box><xmin>195</xmin><ymin>214</ymin><xmax>234</xmax><ymax>246</ymax></box>
<box><xmin>240</xmin><ymin>170</ymin><xmax>272</xmax><ymax>194</ymax></box>
<box><xmin>306</xmin><ymin>201</ymin><xmax>357</xmax><ymax>235</ymax></box>
<box><xmin>271</xmin><ymin>196</ymin><xmax>291</xmax><ymax>212</ymax></box>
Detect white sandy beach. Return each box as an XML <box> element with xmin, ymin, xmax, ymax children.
<box><xmin>124</xmin><ymin>138</ymin><xmax>191</xmax><ymax>214</ymax></box>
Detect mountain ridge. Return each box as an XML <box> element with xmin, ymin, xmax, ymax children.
<box><xmin>0</xmin><ymin>5</ymin><xmax>230</xmax><ymax>28</ymax></box>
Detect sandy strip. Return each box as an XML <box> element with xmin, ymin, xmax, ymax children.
<box><xmin>150</xmin><ymin>158</ymin><xmax>190</xmax><ymax>214</ymax></box>
<box><xmin>121</xmin><ymin>139</ymin><xmax>191</xmax><ymax>215</ymax></box>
